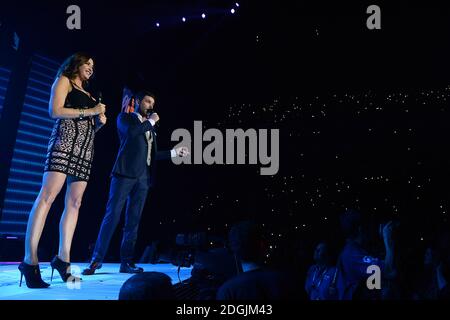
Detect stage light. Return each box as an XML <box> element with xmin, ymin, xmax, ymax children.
<box><xmin>202</xmin><ymin>13</ymin><xmax>206</xmax><ymax>19</ymax></box>
<box><xmin>182</xmin><ymin>17</ymin><xmax>186</xmax><ymax>22</ymax></box>
<box><xmin>235</xmin><ymin>2</ymin><xmax>240</xmax><ymax>7</ymax></box>
<box><xmin>156</xmin><ymin>22</ymin><xmax>160</xmax><ymax>27</ymax></box>
<box><xmin>231</xmin><ymin>8</ymin><xmax>235</xmax><ymax>14</ymax></box>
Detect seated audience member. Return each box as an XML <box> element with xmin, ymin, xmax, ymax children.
<box><xmin>216</xmin><ymin>221</ymin><xmax>300</xmax><ymax>300</ymax></box>
<box><xmin>119</xmin><ymin>272</ymin><xmax>174</xmax><ymax>300</ymax></box>
<box><xmin>413</xmin><ymin>246</ymin><xmax>439</xmax><ymax>300</ymax></box>
<box><xmin>188</xmin><ymin>247</ymin><xmax>239</xmax><ymax>300</ymax></box>
<box><xmin>336</xmin><ymin>209</ymin><xmax>397</xmax><ymax>300</ymax></box>
<box><xmin>437</xmin><ymin>254</ymin><xmax>450</xmax><ymax>299</ymax></box>
<box><xmin>305</xmin><ymin>242</ymin><xmax>338</xmax><ymax>300</ymax></box>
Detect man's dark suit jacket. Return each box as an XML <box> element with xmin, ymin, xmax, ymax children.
<box><xmin>111</xmin><ymin>112</ymin><xmax>171</xmax><ymax>186</ymax></box>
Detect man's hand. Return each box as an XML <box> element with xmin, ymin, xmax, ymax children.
<box><xmin>175</xmin><ymin>146</ymin><xmax>189</xmax><ymax>157</ymax></box>
<box><xmin>149</xmin><ymin>112</ymin><xmax>160</xmax><ymax>123</ymax></box>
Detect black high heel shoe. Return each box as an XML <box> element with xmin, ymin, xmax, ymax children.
<box><xmin>18</xmin><ymin>262</ymin><xmax>50</xmax><ymax>288</ymax></box>
<box><xmin>50</xmin><ymin>256</ymin><xmax>82</xmax><ymax>283</ymax></box>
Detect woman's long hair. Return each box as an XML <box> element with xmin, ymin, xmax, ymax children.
<box><xmin>56</xmin><ymin>52</ymin><xmax>93</xmax><ymax>88</ymax></box>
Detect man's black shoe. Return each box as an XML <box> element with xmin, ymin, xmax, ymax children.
<box><xmin>82</xmin><ymin>262</ymin><xmax>102</xmax><ymax>275</ymax></box>
<box><xmin>120</xmin><ymin>262</ymin><xmax>144</xmax><ymax>273</ymax></box>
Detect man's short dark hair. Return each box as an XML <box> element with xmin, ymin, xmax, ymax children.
<box><xmin>118</xmin><ymin>272</ymin><xmax>174</xmax><ymax>300</ymax></box>
<box><xmin>228</xmin><ymin>221</ymin><xmax>266</xmax><ymax>263</ymax></box>
<box><xmin>135</xmin><ymin>90</ymin><xmax>156</xmax><ymax>102</ymax></box>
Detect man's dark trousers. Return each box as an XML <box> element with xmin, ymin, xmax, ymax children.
<box><xmin>91</xmin><ymin>168</ymin><xmax>151</xmax><ymax>264</ymax></box>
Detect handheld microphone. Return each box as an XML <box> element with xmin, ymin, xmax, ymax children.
<box><xmin>147</xmin><ymin>110</ymin><xmax>159</xmax><ymax>128</ymax></box>
<box><xmin>94</xmin><ymin>92</ymin><xmax>103</xmax><ymax>124</ymax></box>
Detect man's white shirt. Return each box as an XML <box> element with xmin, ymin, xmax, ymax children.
<box><xmin>133</xmin><ymin>112</ymin><xmax>177</xmax><ymax>165</ymax></box>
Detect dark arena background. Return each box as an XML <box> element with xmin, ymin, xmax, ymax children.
<box><xmin>0</xmin><ymin>0</ymin><xmax>449</xmax><ymax>311</ymax></box>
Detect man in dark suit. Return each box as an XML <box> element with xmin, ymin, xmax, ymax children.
<box><xmin>83</xmin><ymin>91</ymin><xmax>189</xmax><ymax>274</ymax></box>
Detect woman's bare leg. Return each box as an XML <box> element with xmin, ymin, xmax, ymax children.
<box><xmin>58</xmin><ymin>179</ymin><xmax>87</xmax><ymax>263</ymax></box>
<box><xmin>24</xmin><ymin>172</ymin><xmax>67</xmax><ymax>265</ymax></box>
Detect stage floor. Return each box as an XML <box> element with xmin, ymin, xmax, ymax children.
<box><xmin>0</xmin><ymin>262</ymin><xmax>192</xmax><ymax>300</ymax></box>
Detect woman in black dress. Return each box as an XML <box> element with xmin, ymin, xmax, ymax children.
<box><xmin>19</xmin><ymin>52</ymin><xmax>107</xmax><ymax>288</ymax></box>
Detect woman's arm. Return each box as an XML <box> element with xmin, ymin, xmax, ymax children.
<box><xmin>48</xmin><ymin>76</ymin><xmax>102</xmax><ymax>119</ymax></box>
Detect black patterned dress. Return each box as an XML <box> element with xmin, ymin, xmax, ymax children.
<box><xmin>44</xmin><ymin>84</ymin><xmax>97</xmax><ymax>181</ymax></box>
